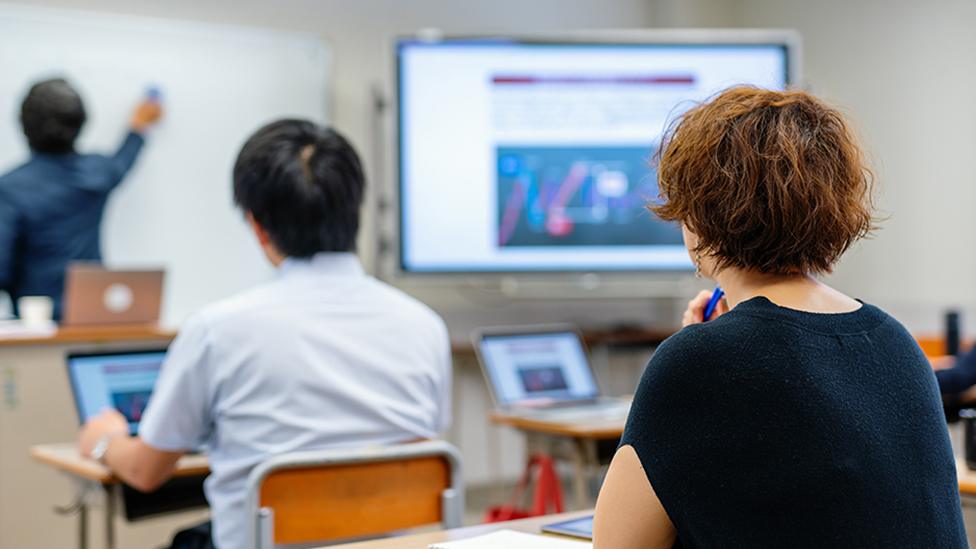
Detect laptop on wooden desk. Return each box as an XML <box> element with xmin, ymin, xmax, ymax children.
<box><xmin>472</xmin><ymin>324</ymin><xmax>631</xmax><ymax>423</ymax></box>
<box><xmin>66</xmin><ymin>349</ymin><xmax>168</xmax><ymax>436</ymax></box>
<box><xmin>62</xmin><ymin>264</ymin><xmax>164</xmax><ymax>326</ymax></box>
<box><xmin>65</xmin><ymin>348</ymin><xmax>208</xmax><ymax>519</ymax></box>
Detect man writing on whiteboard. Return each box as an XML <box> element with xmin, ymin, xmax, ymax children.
<box><xmin>0</xmin><ymin>78</ymin><xmax>162</xmax><ymax>319</ymax></box>
<box><xmin>76</xmin><ymin>120</ymin><xmax>452</xmax><ymax>549</ymax></box>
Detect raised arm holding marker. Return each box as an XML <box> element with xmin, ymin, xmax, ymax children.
<box><xmin>702</xmin><ymin>286</ymin><xmax>725</xmax><ymax>322</ymax></box>
<box><xmin>146</xmin><ymin>85</ymin><xmax>161</xmax><ymax>103</ymax></box>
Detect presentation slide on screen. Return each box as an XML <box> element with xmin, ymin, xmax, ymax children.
<box><xmin>480</xmin><ymin>333</ymin><xmax>599</xmax><ymax>404</ymax></box>
<box><xmin>70</xmin><ymin>353</ymin><xmax>164</xmax><ymax>431</ymax></box>
<box><xmin>399</xmin><ymin>41</ymin><xmax>788</xmax><ymax>272</ymax></box>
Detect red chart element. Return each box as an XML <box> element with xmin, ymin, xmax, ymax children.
<box><xmin>545</xmin><ymin>209</ymin><xmax>574</xmax><ymax>237</ymax></box>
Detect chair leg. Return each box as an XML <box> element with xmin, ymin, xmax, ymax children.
<box><xmin>442</xmin><ymin>488</ymin><xmax>464</xmax><ymax>529</ymax></box>
<box><xmin>258</xmin><ymin>507</ymin><xmax>275</xmax><ymax>549</ymax></box>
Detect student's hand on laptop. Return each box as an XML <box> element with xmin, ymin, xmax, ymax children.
<box><xmin>78</xmin><ymin>409</ymin><xmax>129</xmax><ymax>458</ymax></box>
<box><xmin>682</xmin><ymin>290</ymin><xmax>729</xmax><ymax>327</ymax></box>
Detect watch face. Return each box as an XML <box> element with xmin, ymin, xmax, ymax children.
<box><xmin>91</xmin><ymin>437</ymin><xmax>111</xmax><ymax>462</ymax></box>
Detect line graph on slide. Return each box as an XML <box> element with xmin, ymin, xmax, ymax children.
<box><xmin>496</xmin><ymin>146</ymin><xmax>682</xmax><ymax>248</ymax></box>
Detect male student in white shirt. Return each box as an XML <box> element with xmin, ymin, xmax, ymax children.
<box><xmin>77</xmin><ymin>119</ymin><xmax>452</xmax><ymax>549</ymax></box>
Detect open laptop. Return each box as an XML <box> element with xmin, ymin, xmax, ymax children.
<box><xmin>62</xmin><ymin>264</ymin><xmax>164</xmax><ymax>326</ymax></box>
<box><xmin>66</xmin><ymin>348</ymin><xmax>209</xmax><ymax>518</ymax></box>
<box><xmin>66</xmin><ymin>349</ymin><xmax>167</xmax><ymax>435</ymax></box>
<box><xmin>472</xmin><ymin>324</ymin><xmax>631</xmax><ymax>422</ymax></box>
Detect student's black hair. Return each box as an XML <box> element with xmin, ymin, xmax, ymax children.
<box><xmin>20</xmin><ymin>78</ymin><xmax>87</xmax><ymax>154</ymax></box>
<box><xmin>232</xmin><ymin>119</ymin><xmax>365</xmax><ymax>257</ymax></box>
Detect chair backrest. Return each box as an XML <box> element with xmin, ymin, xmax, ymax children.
<box><xmin>244</xmin><ymin>440</ymin><xmax>463</xmax><ymax>549</ymax></box>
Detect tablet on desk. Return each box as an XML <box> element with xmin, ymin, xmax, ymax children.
<box><xmin>541</xmin><ymin>515</ymin><xmax>594</xmax><ymax>540</ymax></box>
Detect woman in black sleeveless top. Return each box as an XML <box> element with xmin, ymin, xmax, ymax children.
<box><xmin>592</xmin><ymin>87</ymin><xmax>967</xmax><ymax>548</ymax></box>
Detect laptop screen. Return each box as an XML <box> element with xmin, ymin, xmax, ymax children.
<box><xmin>478</xmin><ymin>331</ymin><xmax>600</xmax><ymax>406</ymax></box>
<box><xmin>67</xmin><ymin>350</ymin><xmax>166</xmax><ymax>435</ymax></box>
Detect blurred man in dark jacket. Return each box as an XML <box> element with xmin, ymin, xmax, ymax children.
<box><xmin>0</xmin><ymin>78</ymin><xmax>162</xmax><ymax>318</ymax></box>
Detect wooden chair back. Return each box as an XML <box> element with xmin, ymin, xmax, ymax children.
<box><xmin>245</xmin><ymin>440</ymin><xmax>463</xmax><ymax>548</ymax></box>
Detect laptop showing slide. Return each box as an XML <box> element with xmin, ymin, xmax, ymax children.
<box><xmin>473</xmin><ymin>325</ymin><xmax>630</xmax><ymax>421</ymax></box>
<box><xmin>66</xmin><ymin>349</ymin><xmax>167</xmax><ymax>435</ymax></box>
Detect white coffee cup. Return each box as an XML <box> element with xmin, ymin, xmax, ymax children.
<box><xmin>18</xmin><ymin>296</ymin><xmax>54</xmax><ymax>328</ymax></box>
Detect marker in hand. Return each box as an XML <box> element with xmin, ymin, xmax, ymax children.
<box><xmin>702</xmin><ymin>286</ymin><xmax>726</xmax><ymax>322</ymax></box>
<box><xmin>131</xmin><ymin>85</ymin><xmax>164</xmax><ymax>133</ymax></box>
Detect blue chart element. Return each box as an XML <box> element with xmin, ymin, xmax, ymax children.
<box><xmin>496</xmin><ymin>146</ymin><xmax>682</xmax><ymax>248</ymax></box>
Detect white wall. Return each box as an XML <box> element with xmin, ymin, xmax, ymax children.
<box><xmin>649</xmin><ymin>0</ymin><xmax>976</xmax><ymax>333</ymax></box>
<box><xmin>648</xmin><ymin>0</ymin><xmax>742</xmax><ymax>28</ymax></box>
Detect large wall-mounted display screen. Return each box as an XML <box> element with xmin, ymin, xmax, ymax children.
<box><xmin>397</xmin><ymin>37</ymin><xmax>792</xmax><ymax>273</ymax></box>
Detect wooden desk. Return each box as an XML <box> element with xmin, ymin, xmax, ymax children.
<box><xmin>32</xmin><ymin>443</ymin><xmax>209</xmax><ymax>483</ymax></box>
<box><xmin>0</xmin><ymin>325</ymin><xmax>176</xmax><ymax>347</ymax></box>
<box><xmin>30</xmin><ymin>443</ymin><xmax>210</xmax><ymax>549</ymax></box>
<box><xmin>490</xmin><ymin>413</ymin><xmax>625</xmax><ymax>441</ymax></box>
<box><xmin>325</xmin><ymin>510</ymin><xmax>593</xmax><ymax>548</ymax></box>
<box><xmin>490</xmin><ymin>411</ymin><xmax>626</xmax><ymax>509</ymax></box>
<box><xmin>0</xmin><ymin>326</ymin><xmax>180</xmax><ymax>549</ymax></box>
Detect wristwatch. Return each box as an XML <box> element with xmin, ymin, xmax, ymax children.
<box><xmin>89</xmin><ymin>433</ymin><xmax>121</xmax><ymax>464</ymax></box>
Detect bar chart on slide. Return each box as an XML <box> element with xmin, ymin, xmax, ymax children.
<box><xmin>495</xmin><ymin>146</ymin><xmax>682</xmax><ymax>248</ymax></box>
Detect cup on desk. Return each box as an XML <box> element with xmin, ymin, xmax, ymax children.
<box><xmin>18</xmin><ymin>296</ymin><xmax>53</xmax><ymax>328</ymax></box>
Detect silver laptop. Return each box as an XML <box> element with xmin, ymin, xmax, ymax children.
<box><xmin>472</xmin><ymin>324</ymin><xmax>630</xmax><ymax>422</ymax></box>
<box><xmin>62</xmin><ymin>264</ymin><xmax>164</xmax><ymax>326</ymax></box>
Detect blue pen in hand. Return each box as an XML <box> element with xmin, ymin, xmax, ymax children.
<box><xmin>702</xmin><ymin>286</ymin><xmax>726</xmax><ymax>321</ymax></box>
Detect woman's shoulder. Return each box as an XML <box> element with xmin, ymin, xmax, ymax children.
<box><xmin>646</xmin><ymin>298</ymin><xmax>920</xmax><ymax>391</ymax></box>
<box><xmin>642</xmin><ymin>316</ymin><xmax>762</xmax><ymax>393</ymax></box>
<box><xmin>654</xmin><ymin>312</ymin><xmax>766</xmax><ymax>366</ymax></box>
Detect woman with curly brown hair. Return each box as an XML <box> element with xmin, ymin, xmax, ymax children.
<box><xmin>592</xmin><ymin>87</ymin><xmax>966</xmax><ymax>548</ymax></box>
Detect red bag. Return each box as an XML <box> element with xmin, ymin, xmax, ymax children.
<box><xmin>483</xmin><ymin>454</ymin><xmax>565</xmax><ymax>523</ymax></box>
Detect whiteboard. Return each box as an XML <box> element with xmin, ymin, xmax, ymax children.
<box><xmin>0</xmin><ymin>4</ymin><xmax>330</xmax><ymax>326</ymax></box>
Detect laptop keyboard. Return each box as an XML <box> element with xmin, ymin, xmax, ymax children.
<box><xmin>522</xmin><ymin>401</ymin><xmax>631</xmax><ymax>422</ymax></box>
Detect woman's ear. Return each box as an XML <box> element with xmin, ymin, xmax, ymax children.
<box><xmin>682</xmin><ymin>224</ymin><xmax>719</xmax><ymax>279</ymax></box>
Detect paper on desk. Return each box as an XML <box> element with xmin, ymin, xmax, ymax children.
<box><xmin>429</xmin><ymin>529</ymin><xmax>592</xmax><ymax>549</ymax></box>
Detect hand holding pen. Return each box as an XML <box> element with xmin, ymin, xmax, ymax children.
<box><xmin>682</xmin><ymin>287</ymin><xmax>728</xmax><ymax>327</ymax></box>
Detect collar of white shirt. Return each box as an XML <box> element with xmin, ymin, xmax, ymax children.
<box><xmin>277</xmin><ymin>252</ymin><xmax>365</xmax><ymax>278</ymax></box>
